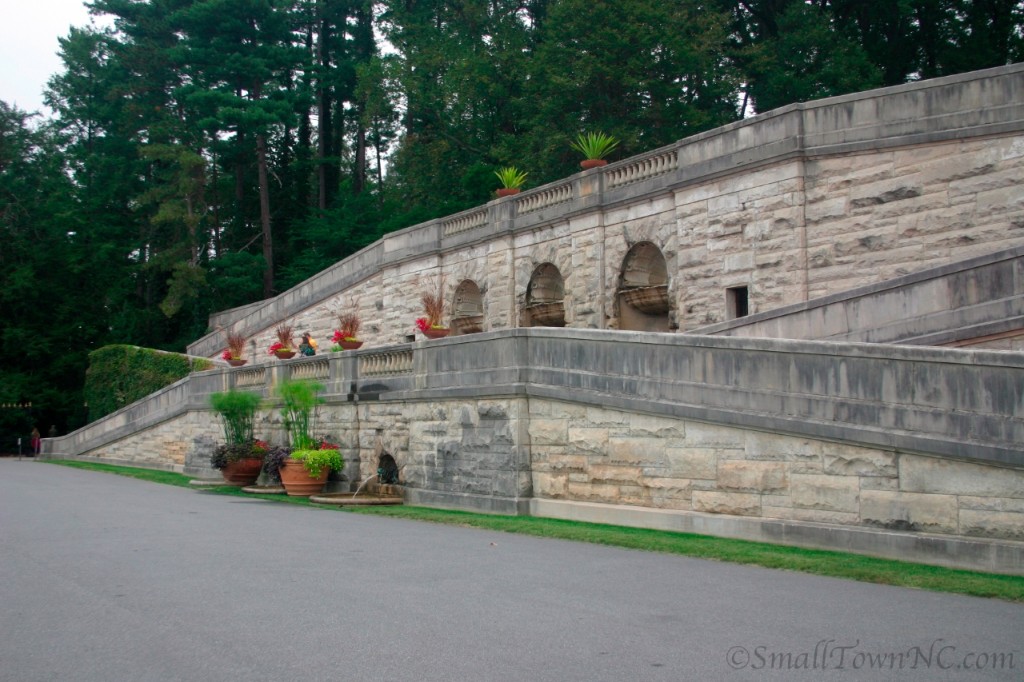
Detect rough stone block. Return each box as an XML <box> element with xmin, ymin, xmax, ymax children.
<box><xmin>860</xmin><ymin>490</ymin><xmax>958</xmax><ymax>534</ymax></box>
<box><xmin>822</xmin><ymin>449</ymin><xmax>896</xmax><ymax>477</ymax></box>
<box><xmin>692</xmin><ymin>491</ymin><xmax>761</xmax><ymax>517</ymax></box>
<box><xmin>717</xmin><ymin>461</ymin><xmax>788</xmax><ymax>493</ymax></box>
<box><xmin>683</xmin><ymin>422</ymin><xmax>745</xmax><ymax>449</ymax></box>
<box><xmin>957</xmin><ymin>496</ymin><xmax>1024</xmax><ymax>513</ymax></box>
<box><xmin>666</xmin><ymin>447</ymin><xmax>718</xmax><ymax>480</ymax></box>
<box><xmin>959</xmin><ymin>509</ymin><xmax>1024</xmax><ymax>540</ymax></box>
<box><xmin>608</xmin><ymin>437</ymin><xmax>666</xmax><ymax>465</ymax></box>
<box><xmin>567</xmin><ymin>427</ymin><xmax>608</xmax><ymax>455</ymax></box>
<box><xmin>588</xmin><ymin>464</ymin><xmax>642</xmax><ymax>486</ymax></box>
<box><xmin>627</xmin><ymin>413</ymin><xmax>684</xmax><ymax>438</ymax></box>
<box><xmin>791</xmin><ymin>474</ymin><xmax>859</xmax><ymax>512</ymax></box>
<box><xmin>900</xmin><ymin>455</ymin><xmax>1024</xmax><ymax>498</ymax></box>
<box><xmin>528</xmin><ymin>419</ymin><xmax>568</xmax><ymax>446</ymax></box>
<box><xmin>566</xmin><ymin>482</ymin><xmax>619</xmax><ymax>502</ymax></box>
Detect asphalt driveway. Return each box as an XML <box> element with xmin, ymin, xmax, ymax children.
<box><xmin>1</xmin><ymin>459</ymin><xmax>1021</xmax><ymax>681</ymax></box>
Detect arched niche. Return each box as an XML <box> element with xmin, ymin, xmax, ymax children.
<box><xmin>617</xmin><ymin>241</ymin><xmax>670</xmax><ymax>331</ymax></box>
<box><xmin>452</xmin><ymin>279</ymin><xmax>484</xmax><ymax>335</ymax></box>
<box><xmin>524</xmin><ymin>263</ymin><xmax>566</xmax><ymax>327</ymax></box>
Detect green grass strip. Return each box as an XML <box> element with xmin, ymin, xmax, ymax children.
<box><xmin>48</xmin><ymin>459</ymin><xmax>1024</xmax><ymax>602</ymax></box>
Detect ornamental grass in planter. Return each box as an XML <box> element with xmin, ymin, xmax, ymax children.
<box><xmin>268</xmin><ymin>322</ymin><xmax>297</xmax><ymax>359</ymax></box>
<box><xmin>209</xmin><ymin>389</ymin><xmax>265</xmax><ymax>485</ymax></box>
<box><xmin>416</xmin><ymin>276</ymin><xmax>449</xmax><ymax>338</ymax></box>
<box><xmin>570</xmin><ymin>131</ymin><xmax>619</xmax><ymax>169</ymax></box>
<box><xmin>331</xmin><ymin>308</ymin><xmax>363</xmax><ymax>351</ymax></box>
<box><xmin>220</xmin><ymin>330</ymin><xmax>248</xmax><ymax>366</ymax></box>
<box><xmin>272</xmin><ymin>379</ymin><xmax>343</xmax><ymax>495</ymax></box>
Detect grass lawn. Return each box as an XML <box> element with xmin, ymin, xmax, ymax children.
<box><xmin>48</xmin><ymin>459</ymin><xmax>1024</xmax><ymax>602</ymax></box>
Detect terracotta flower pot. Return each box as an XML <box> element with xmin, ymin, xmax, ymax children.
<box><xmin>422</xmin><ymin>327</ymin><xmax>451</xmax><ymax>339</ymax></box>
<box><xmin>275</xmin><ymin>349</ymin><xmax>296</xmax><ymax>359</ymax></box>
<box><xmin>227</xmin><ymin>359</ymin><xmax>247</xmax><ymax>367</ymax></box>
<box><xmin>580</xmin><ymin>159</ymin><xmax>608</xmax><ymax>170</ymax></box>
<box><xmin>278</xmin><ymin>458</ymin><xmax>329</xmax><ymax>496</ymax></box>
<box><xmin>221</xmin><ymin>457</ymin><xmax>263</xmax><ymax>486</ymax></box>
<box><xmin>496</xmin><ymin>188</ymin><xmax>520</xmax><ymax>197</ymax></box>
<box><xmin>338</xmin><ymin>340</ymin><xmax>363</xmax><ymax>350</ymax></box>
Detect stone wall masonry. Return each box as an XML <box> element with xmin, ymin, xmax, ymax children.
<box><xmin>188</xmin><ymin>64</ymin><xmax>1024</xmax><ymax>359</ymax></box>
<box><xmin>43</xmin><ymin>329</ymin><xmax>1024</xmax><ymax>572</ymax></box>
<box><xmin>528</xmin><ymin>396</ymin><xmax>1024</xmax><ymax>571</ymax></box>
<box><xmin>693</xmin><ymin>244</ymin><xmax>1024</xmax><ymax>346</ymax></box>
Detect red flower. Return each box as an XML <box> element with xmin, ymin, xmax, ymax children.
<box><xmin>415</xmin><ymin>317</ymin><xmax>430</xmax><ymax>332</ymax></box>
<box><xmin>221</xmin><ymin>350</ymin><xmax>234</xmax><ymax>361</ymax></box>
<box><xmin>268</xmin><ymin>341</ymin><xmax>284</xmax><ymax>355</ymax></box>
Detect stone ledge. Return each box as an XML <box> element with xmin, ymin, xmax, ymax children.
<box><xmin>529</xmin><ymin>498</ymin><xmax>1024</xmax><ymax>575</ymax></box>
<box><xmin>405</xmin><ymin>488</ymin><xmax>531</xmax><ymax>516</ymax></box>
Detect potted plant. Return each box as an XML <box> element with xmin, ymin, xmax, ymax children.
<box><xmin>331</xmin><ymin>309</ymin><xmax>363</xmax><ymax>351</ymax></box>
<box><xmin>209</xmin><ymin>389</ymin><xmax>265</xmax><ymax>485</ymax></box>
<box><xmin>570</xmin><ymin>131</ymin><xmax>619</xmax><ymax>169</ymax></box>
<box><xmin>221</xmin><ymin>330</ymin><xmax>248</xmax><ymax>367</ymax></box>
<box><xmin>273</xmin><ymin>379</ymin><xmax>342</xmax><ymax>496</ymax></box>
<box><xmin>494</xmin><ymin>166</ymin><xmax>527</xmax><ymax>197</ymax></box>
<box><xmin>416</xmin><ymin>276</ymin><xmax>449</xmax><ymax>339</ymax></box>
<box><xmin>268</xmin><ymin>322</ymin><xmax>296</xmax><ymax>359</ymax></box>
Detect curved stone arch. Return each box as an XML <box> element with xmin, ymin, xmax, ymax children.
<box><xmin>617</xmin><ymin>241</ymin><xmax>671</xmax><ymax>331</ymax></box>
<box><xmin>523</xmin><ymin>262</ymin><xmax>566</xmax><ymax>327</ymax></box>
<box><xmin>452</xmin><ymin>279</ymin><xmax>484</xmax><ymax>335</ymax></box>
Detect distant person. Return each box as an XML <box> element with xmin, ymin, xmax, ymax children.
<box><xmin>31</xmin><ymin>427</ymin><xmax>41</xmax><ymax>456</ymax></box>
<box><xmin>299</xmin><ymin>332</ymin><xmax>318</xmax><ymax>356</ymax></box>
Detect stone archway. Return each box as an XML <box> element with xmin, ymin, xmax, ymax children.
<box><xmin>617</xmin><ymin>241</ymin><xmax>670</xmax><ymax>331</ymax></box>
<box><xmin>524</xmin><ymin>263</ymin><xmax>566</xmax><ymax>327</ymax></box>
<box><xmin>452</xmin><ymin>279</ymin><xmax>484</xmax><ymax>335</ymax></box>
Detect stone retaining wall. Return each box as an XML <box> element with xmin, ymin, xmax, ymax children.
<box><xmin>44</xmin><ymin>330</ymin><xmax>1024</xmax><ymax>573</ymax></box>
<box><xmin>189</xmin><ymin>64</ymin><xmax>1024</xmax><ymax>360</ymax></box>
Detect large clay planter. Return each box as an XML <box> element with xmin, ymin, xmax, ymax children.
<box><xmin>221</xmin><ymin>458</ymin><xmax>263</xmax><ymax>486</ymax></box>
<box><xmin>227</xmin><ymin>358</ymin><xmax>247</xmax><ymax>367</ymax></box>
<box><xmin>338</xmin><ymin>340</ymin><xmax>363</xmax><ymax>350</ymax></box>
<box><xmin>580</xmin><ymin>159</ymin><xmax>608</xmax><ymax>170</ymax></box>
<box><xmin>275</xmin><ymin>349</ymin><xmax>296</xmax><ymax>359</ymax></box>
<box><xmin>278</xmin><ymin>458</ymin><xmax>329</xmax><ymax>496</ymax></box>
<box><xmin>421</xmin><ymin>327</ymin><xmax>451</xmax><ymax>340</ymax></box>
<box><xmin>496</xmin><ymin>188</ymin><xmax>520</xmax><ymax>197</ymax></box>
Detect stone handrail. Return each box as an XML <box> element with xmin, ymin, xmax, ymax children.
<box><xmin>442</xmin><ymin>208</ymin><xmax>488</xmax><ymax>237</ymax></box>
<box><xmin>516</xmin><ymin>182</ymin><xmax>574</xmax><ymax>215</ymax></box>
<box><xmin>359</xmin><ymin>348</ymin><xmax>414</xmax><ymax>376</ymax></box>
<box><xmin>605</xmin><ymin>149</ymin><xmax>677</xmax><ymax>189</ymax></box>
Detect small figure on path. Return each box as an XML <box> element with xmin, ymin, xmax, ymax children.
<box><xmin>30</xmin><ymin>427</ymin><xmax>41</xmax><ymax>456</ymax></box>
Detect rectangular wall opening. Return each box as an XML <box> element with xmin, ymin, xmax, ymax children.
<box><xmin>727</xmin><ymin>286</ymin><xmax>749</xmax><ymax>319</ymax></box>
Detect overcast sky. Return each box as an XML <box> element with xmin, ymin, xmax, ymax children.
<box><xmin>1</xmin><ymin>0</ymin><xmax>103</xmax><ymax>115</ymax></box>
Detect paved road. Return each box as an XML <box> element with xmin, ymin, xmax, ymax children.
<box><xmin>1</xmin><ymin>459</ymin><xmax>1021</xmax><ymax>682</ymax></box>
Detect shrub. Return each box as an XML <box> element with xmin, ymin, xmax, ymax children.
<box><xmin>84</xmin><ymin>345</ymin><xmax>212</xmax><ymax>422</ymax></box>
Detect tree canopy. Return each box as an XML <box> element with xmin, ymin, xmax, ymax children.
<box><xmin>1</xmin><ymin>0</ymin><xmax>1021</xmax><ymax>445</ymax></box>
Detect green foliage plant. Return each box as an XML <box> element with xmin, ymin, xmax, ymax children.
<box><xmin>84</xmin><ymin>346</ymin><xmax>212</xmax><ymax>423</ymax></box>
<box><xmin>570</xmin><ymin>132</ymin><xmax>620</xmax><ymax>160</ymax></box>
<box><xmin>276</xmin><ymin>379</ymin><xmax>324</xmax><ymax>449</ymax></box>
<box><xmin>494</xmin><ymin>166</ymin><xmax>528</xmax><ymax>190</ymax></box>
<box><xmin>209</xmin><ymin>390</ymin><xmax>262</xmax><ymax>445</ymax></box>
<box><xmin>289</xmin><ymin>446</ymin><xmax>343</xmax><ymax>478</ymax></box>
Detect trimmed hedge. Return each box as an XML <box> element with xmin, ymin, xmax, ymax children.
<box><xmin>84</xmin><ymin>345</ymin><xmax>212</xmax><ymax>422</ymax></box>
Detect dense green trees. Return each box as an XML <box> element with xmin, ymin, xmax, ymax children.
<box><xmin>1</xmin><ymin>0</ymin><xmax>1021</xmax><ymax>444</ymax></box>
